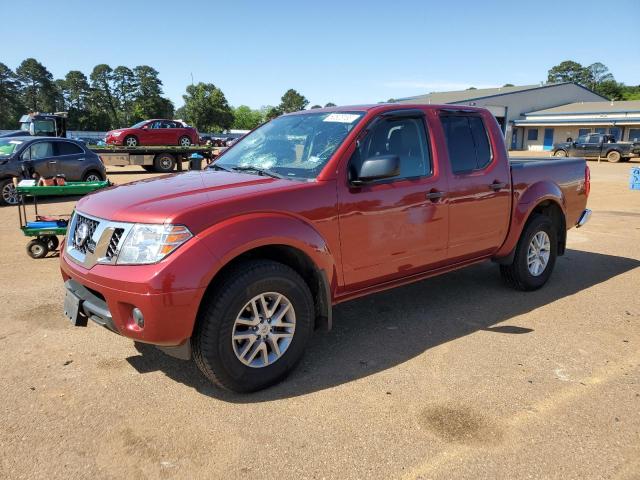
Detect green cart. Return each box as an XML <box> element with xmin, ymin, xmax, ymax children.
<box><xmin>16</xmin><ymin>181</ymin><xmax>110</xmax><ymax>259</ymax></box>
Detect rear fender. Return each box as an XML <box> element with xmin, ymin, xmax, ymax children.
<box><xmin>493</xmin><ymin>181</ymin><xmax>566</xmax><ymax>261</ymax></box>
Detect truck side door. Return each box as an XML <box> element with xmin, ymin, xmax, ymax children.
<box><xmin>337</xmin><ymin>110</ymin><xmax>449</xmax><ymax>288</ymax></box>
<box><xmin>439</xmin><ymin>111</ymin><xmax>511</xmax><ymax>262</ymax></box>
<box><xmin>583</xmin><ymin>134</ymin><xmax>604</xmax><ymax>158</ymax></box>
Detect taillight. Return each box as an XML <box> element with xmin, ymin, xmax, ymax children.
<box><xmin>584</xmin><ymin>165</ymin><xmax>590</xmax><ymax>197</ymax></box>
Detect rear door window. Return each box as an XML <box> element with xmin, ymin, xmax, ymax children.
<box><xmin>441</xmin><ymin>114</ymin><xmax>493</xmax><ymax>174</ymax></box>
<box><xmin>55</xmin><ymin>141</ymin><xmax>83</xmax><ymax>156</ymax></box>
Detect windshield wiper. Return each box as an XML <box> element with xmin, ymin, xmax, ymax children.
<box><xmin>231</xmin><ymin>165</ymin><xmax>284</xmax><ymax>179</ymax></box>
<box><xmin>208</xmin><ymin>163</ymin><xmax>233</xmax><ymax>172</ymax></box>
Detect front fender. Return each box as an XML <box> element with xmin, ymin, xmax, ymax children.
<box><xmin>494</xmin><ymin>180</ymin><xmax>566</xmax><ymax>259</ymax></box>
<box><xmin>197</xmin><ymin>212</ymin><xmax>337</xmax><ymax>291</ymax></box>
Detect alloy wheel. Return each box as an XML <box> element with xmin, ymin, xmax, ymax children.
<box><xmin>527</xmin><ymin>231</ymin><xmax>551</xmax><ymax>276</ymax></box>
<box><xmin>231</xmin><ymin>292</ymin><xmax>296</xmax><ymax>368</ymax></box>
<box><xmin>2</xmin><ymin>182</ymin><xmax>19</xmax><ymax>205</ymax></box>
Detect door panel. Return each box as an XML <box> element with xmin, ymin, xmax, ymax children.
<box><xmin>24</xmin><ymin>141</ymin><xmax>56</xmax><ymax>178</ymax></box>
<box><xmin>440</xmin><ymin>113</ymin><xmax>511</xmax><ymax>261</ymax></box>
<box><xmin>337</xmin><ymin>114</ymin><xmax>448</xmax><ymax>288</ymax></box>
<box><xmin>54</xmin><ymin>141</ymin><xmax>86</xmax><ymax>180</ymax></box>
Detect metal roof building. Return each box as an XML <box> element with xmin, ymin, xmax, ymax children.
<box><xmin>394</xmin><ymin>82</ymin><xmax>607</xmax><ymax>150</ymax></box>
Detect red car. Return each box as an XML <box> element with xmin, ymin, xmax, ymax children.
<box><xmin>105</xmin><ymin>119</ymin><xmax>199</xmax><ymax>147</ymax></box>
<box><xmin>61</xmin><ymin>104</ymin><xmax>591</xmax><ymax>392</ymax></box>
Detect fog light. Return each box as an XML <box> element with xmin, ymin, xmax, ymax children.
<box><xmin>132</xmin><ymin>308</ymin><xmax>144</xmax><ymax>328</ymax></box>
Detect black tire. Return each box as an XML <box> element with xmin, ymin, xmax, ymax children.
<box><xmin>45</xmin><ymin>235</ymin><xmax>59</xmax><ymax>251</ymax></box>
<box><xmin>124</xmin><ymin>135</ymin><xmax>138</xmax><ymax>147</ymax></box>
<box><xmin>26</xmin><ymin>239</ymin><xmax>48</xmax><ymax>259</ymax></box>
<box><xmin>193</xmin><ymin>260</ymin><xmax>314</xmax><ymax>392</ymax></box>
<box><xmin>153</xmin><ymin>153</ymin><xmax>175</xmax><ymax>173</ymax></box>
<box><xmin>553</xmin><ymin>149</ymin><xmax>567</xmax><ymax>157</ymax></box>
<box><xmin>500</xmin><ymin>214</ymin><xmax>557</xmax><ymax>291</ymax></box>
<box><xmin>83</xmin><ymin>170</ymin><xmax>104</xmax><ymax>182</ymax></box>
<box><xmin>0</xmin><ymin>178</ymin><xmax>19</xmax><ymax>206</ymax></box>
<box><xmin>178</xmin><ymin>135</ymin><xmax>192</xmax><ymax>147</ymax></box>
<box><xmin>606</xmin><ymin>150</ymin><xmax>621</xmax><ymax>163</ymax></box>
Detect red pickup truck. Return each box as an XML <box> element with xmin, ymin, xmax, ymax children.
<box><xmin>60</xmin><ymin>104</ymin><xmax>591</xmax><ymax>392</ymax></box>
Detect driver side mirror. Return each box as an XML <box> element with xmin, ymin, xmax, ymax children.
<box><xmin>351</xmin><ymin>155</ymin><xmax>400</xmax><ymax>185</ymax></box>
<box><xmin>141</xmin><ymin>125</ymin><xmax>149</xmax><ymax>130</ymax></box>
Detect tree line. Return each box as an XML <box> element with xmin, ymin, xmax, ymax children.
<box><xmin>2</xmin><ymin>57</ymin><xmax>637</xmax><ymax>134</ymax></box>
<box><xmin>0</xmin><ymin>58</ymin><xmax>336</xmax><ymax>133</ymax></box>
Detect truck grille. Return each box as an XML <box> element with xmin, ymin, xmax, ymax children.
<box><xmin>105</xmin><ymin>228</ymin><xmax>124</xmax><ymax>259</ymax></box>
<box><xmin>72</xmin><ymin>214</ymin><xmax>99</xmax><ymax>254</ymax></box>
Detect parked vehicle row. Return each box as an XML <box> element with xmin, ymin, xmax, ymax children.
<box><xmin>60</xmin><ymin>104</ymin><xmax>591</xmax><ymax>393</ymax></box>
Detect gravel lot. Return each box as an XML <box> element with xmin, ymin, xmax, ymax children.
<box><xmin>1</xmin><ymin>158</ymin><xmax>639</xmax><ymax>480</ymax></box>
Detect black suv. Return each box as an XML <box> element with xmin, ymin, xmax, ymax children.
<box><xmin>0</xmin><ymin>137</ymin><xmax>106</xmax><ymax>206</ymax></box>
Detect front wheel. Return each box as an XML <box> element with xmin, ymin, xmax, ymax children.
<box><xmin>0</xmin><ymin>178</ymin><xmax>19</xmax><ymax>206</ymax></box>
<box><xmin>500</xmin><ymin>214</ymin><xmax>557</xmax><ymax>291</ymax></box>
<box><xmin>124</xmin><ymin>136</ymin><xmax>138</xmax><ymax>147</ymax></box>
<box><xmin>83</xmin><ymin>170</ymin><xmax>104</xmax><ymax>182</ymax></box>
<box><xmin>193</xmin><ymin>260</ymin><xmax>314</xmax><ymax>392</ymax></box>
<box><xmin>179</xmin><ymin>136</ymin><xmax>192</xmax><ymax>147</ymax></box>
<box><xmin>554</xmin><ymin>149</ymin><xmax>567</xmax><ymax>157</ymax></box>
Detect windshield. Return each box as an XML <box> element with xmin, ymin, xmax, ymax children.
<box><xmin>0</xmin><ymin>139</ymin><xmax>24</xmax><ymax>157</ymax></box>
<box><xmin>130</xmin><ymin>120</ymin><xmax>147</xmax><ymax>129</ymax></box>
<box><xmin>214</xmin><ymin>111</ymin><xmax>364</xmax><ymax>180</ymax></box>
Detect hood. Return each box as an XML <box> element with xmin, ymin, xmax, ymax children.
<box><xmin>106</xmin><ymin>129</ymin><xmax>125</xmax><ymax>135</ymax></box>
<box><xmin>75</xmin><ymin>170</ymin><xmax>293</xmax><ymax>225</ymax></box>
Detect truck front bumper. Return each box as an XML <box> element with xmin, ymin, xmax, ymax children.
<box><xmin>60</xmin><ymin>249</ymin><xmax>207</xmax><ymax>353</ymax></box>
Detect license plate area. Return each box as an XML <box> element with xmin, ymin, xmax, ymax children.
<box><xmin>64</xmin><ymin>289</ymin><xmax>88</xmax><ymax>327</ymax></box>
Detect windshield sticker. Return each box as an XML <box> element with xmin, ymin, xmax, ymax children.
<box><xmin>323</xmin><ymin>113</ymin><xmax>360</xmax><ymax>124</ymax></box>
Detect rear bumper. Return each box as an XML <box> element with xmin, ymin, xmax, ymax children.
<box><xmin>576</xmin><ymin>209</ymin><xmax>592</xmax><ymax>228</ymax></box>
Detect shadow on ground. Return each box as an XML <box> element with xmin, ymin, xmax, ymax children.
<box><xmin>126</xmin><ymin>249</ymin><xmax>639</xmax><ymax>402</ymax></box>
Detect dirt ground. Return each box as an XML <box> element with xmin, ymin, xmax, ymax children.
<box><xmin>0</xmin><ymin>158</ymin><xmax>639</xmax><ymax>480</ymax></box>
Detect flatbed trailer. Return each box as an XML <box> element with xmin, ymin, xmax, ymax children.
<box><xmin>90</xmin><ymin>145</ymin><xmax>225</xmax><ymax>173</ymax></box>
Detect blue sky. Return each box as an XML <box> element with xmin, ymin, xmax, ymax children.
<box><xmin>2</xmin><ymin>0</ymin><xmax>638</xmax><ymax>109</ymax></box>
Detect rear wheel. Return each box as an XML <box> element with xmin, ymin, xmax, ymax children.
<box><xmin>26</xmin><ymin>239</ymin><xmax>48</xmax><ymax>259</ymax></box>
<box><xmin>606</xmin><ymin>150</ymin><xmax>621</xmax><ymax>163</ymax></box>
<box><xmin>0</xmin><ymin>178</ymin><xmax>19</xmax><ymax>206</ymax></box>
<box><xmin>45</xmin><ymin>235</ymin><xmax>59</xmax><ymax>251</ymax></box>
<box><xmin>193</xmin><ymin>260</ymin><xmax>314</xmax><ymax>392</ymax></box>
<box><xmin>179</xmin><ymin>136</ymin><xmax>192</xmax><ymax>147</ymax></box>
<box><xmin>124</xmin><ymin>136</ymin><xmax>138</xmax><ymax>147</ymax></box>
<box><xmin>500</xmin><ymin>214</ymin><xmax>557</xmax><ymax>291</ymax></box>
<box><xmin>553</xmin><ymin>149</ymin><xmax>567</xmax><ymax>157</ymax></box>
<box><xmin>83</xmin><ymin>170</ymin><xmax>103</xmax><ymax>182</ymax></box>
<box><xmin>153</xmin><ymin>153</ymin><xmax>175</xmax><ymax>173</ymax></box>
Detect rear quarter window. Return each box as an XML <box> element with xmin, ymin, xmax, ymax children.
<box><xmin>56</xmin><ymin>142</ymin><xmax>83</xmax><ymax>156</ymax></box>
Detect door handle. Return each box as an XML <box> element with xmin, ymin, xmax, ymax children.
<box><xmin>489</xmin><ymin>181</ymin><xmax>507</xmax><ymax>191</ymax></box>
<box><xmin>49</xmin><ymin>160</ymin><xmax>57</xmax><ymax>164</ymax></box>
<box><xmin>426</xmin><ymin>190</ymin><xmax>445</xmax><ymax>201</ymax></box>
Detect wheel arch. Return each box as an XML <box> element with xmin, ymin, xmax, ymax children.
<box><xmin>195</xmin><ymin>214</ymin><xmax>338</xmax><ymax>333</ymax></box>
<box><xmin>494</xmin><ymin>181</ymin><xmax>567</xmax><ymax>263</ymax></box>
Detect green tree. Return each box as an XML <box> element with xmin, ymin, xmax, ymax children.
<box><xmin>324</xmin><ymin>102</ymin><xmax>336</xmax><ymax>107</ymax></box>
<box><xmin>131</xmin><ymin>66</ymin><xmax>173</xmax><ymax>121</ymax></box>
<box><xmin>0</xmin><ymin>62</ymin><xmax>24</xmax><ymax>129</ymax></box>
<box><xmin>59</xmin><ymin>71</ymin><xmax>92</xmax><ymax>129</ymax></box>
<box><xmin>112</xmin><ymin>66</ymin><xmax>137</xmax><ymax>126</ymax></box>
<box><xmin>586</xmin><ymin>62</ymin><xmax>614</xmax><ymax>91</ymax></box>
<box><xmin>595</xmin><ymin>79</ymin><xmax>624</xmax><ymax>100</ymax></box>
<box><xmin>90</xmin><ymin>64</ymin><xmax>120</xmax><ymax>127</ymax></box>
<box><xmin>502</xmin><ymin>83</ymin><xmax>515</xmax><ymax>87</ymax></box>
<box><xmin>547</xmin><ymin>60</ymin><xmax>591</xmax><ymax>85</ymax></box>
<box><xmin>180</xmin><ymin>82</ymin><xmax>233</xmax><ymax>132</ymax></box>
<box><xmin>278</xmin><ymin>89</ymin><xmax>308</xmax><ymax>113</ymax></box>
<box><xmin>310</xmin><ymin>104</ymin><xmax>322</xmax><ymax>109</ymax></box>
<box><xmin>16</xmin><ymin>58</ymin><xmax>57</xmax><ymax>112</ymax></box>
<box><xmin>264</xmin><ymin>107</ymin><xmax>282</xmax><ymax>121</ymax></box>
<box><xmin>621</xmin><ymin>85</ymin><xmax>640</xmax><ymax>101</ymax></box>
<box><xmin>231</xmin><ymin>105</ymin><xmax>263</xmax><ymax>130</ymax></box>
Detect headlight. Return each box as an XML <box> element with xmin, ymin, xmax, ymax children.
<box><xmin>111</xmin><ymin>131</ymin><xmax>122</xmax><ymax>137</ymax></box>
<box><xmin>116</xmin><ymin>224</ymin><xmax>192</xmax><ymax>265</ymax></box>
